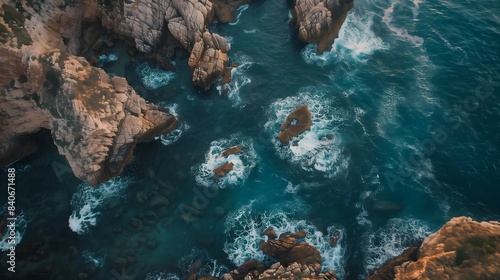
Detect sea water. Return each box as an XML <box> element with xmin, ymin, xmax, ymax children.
<box><xmin>1</xmin><ymin>0</ymin><xmax>499</xmax><ymax>279</ymax></box>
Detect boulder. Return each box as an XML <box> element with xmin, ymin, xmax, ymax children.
<box><xmin>278</xmin><ymin>105</ymin><xmax>312</xmax><ymax>144</ymax></box>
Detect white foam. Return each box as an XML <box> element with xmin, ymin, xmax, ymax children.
<box><xmin>137</xmin><ymin>62</ymin><xmax>175</xmax><ymax>90</ymax></box>
<box><xmin>364</xmin><ymin>218</ymin><xmax>432</xmax><ymax>271</ymax></box>
<box><xmin>243</xmin><ymin>28</ymin><xmax>257</xmax><ymax>34</ymax></box>
<box><xmin>302</xmin><ymin>10</ymin><xmax>387</xmax><ymax>65</ymax></box>
<box><xmin>229</xmin><ymin>4</ymin><xmax>249</xmax><ymax>26</ymax></box>
<box><xmin>265</xmin><ymin>89</ymin><xmax>349</xmax><ymax>178</ymax></box>
<box><xmin>355</xmin><ymin>191</ymin><xmax>373</xmax><ymax>227</ymax></box>
<box><xmin>158</xmin><ymin>103</ymin><xmax>190</xmax><ymax>146</ymax></box>
<box><xmin>144</xmin><ymin>272</ymin><xmax>180</xmax><ymax>280</ymax></box>
<box><xmin>382</xmin><ymin>1</ymin><xmax>424</xmax><ymax>47</ymax></box>
<box><xmin>0</xmin><ymin>208</ymin><xmax>28</xmax><ymax>251</ymax></box>
<box><xmin>224</xmin><ymin>202</ymin><xmax>346</xmax><ymax>277</ymax></box>
<box><xmin>97</xmin><ymin>53</ymin><xmax>118</xmax><ymax>67</ymax></box>
<box><xmin>68</xmin><ymin>177</ymin><xmax>132</xmax><ymax>234</ymax></box>
<box><xmin>217</xmin><ymin>53</ymin><xmax>253</xmax><ymax>107</ymax></box>
<box><xmin>193</xmin><ymin>136</ymin><xmax>258</xmax><ymax>189</ymax></box>
<box><xmin>82</xmin><ymin>250</ymin><xmax>106</xmax><ymax>269</ymax></box>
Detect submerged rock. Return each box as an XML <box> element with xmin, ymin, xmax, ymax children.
<box><xmin>278</xmin><ymin>105</ymin><xmax>312</xmax><ymax>144</ymax></box>
<box><xmin>368</xmin><ymin>217</ymin><xmax>500</xmax><ymax>280</ymax></box>
<box><xmin>291</xmin><ymin>0</ymin><xmax>355</xmax><ymax>54</ymax></box>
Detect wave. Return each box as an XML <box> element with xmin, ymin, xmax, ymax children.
<box><xmin>157</xmin><ymin>103</ymin><xmax>190</xmax><ymax>146</ymax></box>
<box><xmin>177</xmin><ymin>248</ymin><xmax>228</xmax><ymax>277</ymax></box>
<box><xmin>137</xmin><ymin>62</ymin><xmax>175</xmax><ymax>90</ymax></box>
<box><xmin>223</xmin><ymin>202</ymin><xmax>346</xmax><ymax>277</ymax></box>
<box><xmin>97</xmin><ymin>53</ymin><xmax>118</xmax><ymax>67</ymax></box>
<box><xmin>217</xmin><ymin>52</ymin><xmax>253</xmax><ymax>107</ymax></box>
<box><xmin>265</xmin><ymin>88</ymin><xmax>349</xmax><ymax>178</ymax></box>
<box><xmin>144</xmin><ymin>272</ymin><xmax>180</xmax><ymax>280</ymax></box>
<box><xmin>382</xmin><ymin>1</ymin><xmax>424</xmax><ymax>47</ymax></box>
<box><xmin>229</xmin><ymin>4</ymin><xmax>249</xmax><ymax>26</ymax></box>
<box><xmin>0</xmin><ymin>208</ymin><xmax>28</xmax><ymax>252</ymax></box>
<box><xmin>193</xmin><ymin>136</ymin><xmax>258</xmax><ymax>188</ymax></box>
<box><xmin>363</xmin><ymin>218</ymin><xmax>432</xmax><ymax>271</ymax></box>
<box><xmin>302</xmin><ymin>10</ymin><xmax>387</xmax><ymax>65</ymax></box>
<box><xmin>68</xmin><ymin>177</ymin><xmax>132</xmax><ymax>234</ymax></box>
<box><xmin>82</xmin><ymin>249</ymin><xmax>106</xmax><ymax>269</ymax></box>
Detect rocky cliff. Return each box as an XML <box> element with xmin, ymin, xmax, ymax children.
<box><xmin>368</xmin><ymin>217</ymin><xmax>500</xmax><ymax>280</ymax></box>
<box><xmin>0</xmin><ymin>0</ymin><xmax>180</xmax><ymax>185</ymax></box>
<box><xmin>290</xmin><ymin>0</ymin><xmax>354</xmax><ymax>54</ymax></box>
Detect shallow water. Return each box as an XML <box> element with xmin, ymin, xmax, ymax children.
<box><xmin>1</xmin><ymin>0</ymin><xmax>500</xmax><ymax>279</ymax></box>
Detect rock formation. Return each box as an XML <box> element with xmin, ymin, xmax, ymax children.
<box><xmin>100</xmin><ymin>0</ymin><xmax>250</xmax><ymax>90</ymax></box>
<box><xmin>368</xmin><ymin>217</ymin><xmax>500</xmax><ymax>280</ymax></box>
<box><xmin>0</xmin><ymin>1</ymin><xmax>177</xmax><ymax>185</ymax></box>
<box><xmin>212</xmin><ymin>145</ymin><xmax>242</xmax><ymax>178</ymax></box>
<box><xmin>214</xmin><ymin>228</ymin><xmax>337</xmax><ymax>280</ymax></box>
<box><xmin>290</xmin><ymin>0</ymin><xmax>354</xmax><ymax>54</ymax></box>
<box><xmin>278</xmin><ymin>104</ymin><xmax>312</xmax><ymax>144</ymax></box>
<box><xmin>213</xmin><ymin>162</ymin><xmax>234</xmax><ymax>178</ymax></box>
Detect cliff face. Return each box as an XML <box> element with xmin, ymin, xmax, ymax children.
<box><xmin>290</xmin><ymin>0</ymin><xmax>354</xmax><ymax>54</ymax></box>
<box><xmin>0</xmin><ymin>0</ymin><xmax>177</xmax><ymax>185</ymax></box>
<box><xmin>99</xmin><ymin>0</ymin><xmax>250</xmax><ymax>89</ymax></box>
<box><xmin>368</xmin><ymin>217</ymin><xmax>500</xmax><ymax>280</ymax></box>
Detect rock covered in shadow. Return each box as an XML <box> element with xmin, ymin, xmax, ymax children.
<box><xmin>290</xmin><ymin>0</ymin><xmax>355</xmax><ymax>54</ymax></box>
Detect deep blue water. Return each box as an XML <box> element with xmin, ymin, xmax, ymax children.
<box><xmin>1</xmin><ymin>0</ymin><xmax>500</xmax><ymax>279</ymax></box>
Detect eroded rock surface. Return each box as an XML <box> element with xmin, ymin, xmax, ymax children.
<box><xmin>0</xmin><ymin>1</ymin><xmax>177</xmax><ymax>185</ymax></box>
<box><xmin>101</xmin><ymin>0</ymin><xmax>250</xmax><ymax>89</ymax></box>
<box><xmin>291</xmin><ymin>0</ymin><xmax>354</xmax><ymax>54</ymax></box>
<box><xmin>368</xmin><ymin>217</ymin><xmax>500</xmax><ymax>280</ymax></box>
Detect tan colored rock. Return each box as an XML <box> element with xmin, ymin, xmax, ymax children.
<box><xmin>0</xmin><ymin>2</ymin><xmax>177</xmax><ymax>185</ymax></box>
<box><xmin>222</xmin><ymin>145</ymin><xmax>241</xmax><ymax>157</ymax></box>
<box><xmin>367</xmin><ymin>217</ymin><xmax>500</xmax><ymax>280</ymax></box>
<box><xmin>213</xmin><ymin>162</ymin><xmax>234</xmax><ymax>178</ymax></box>
<box><xmin>291</xmin><ymin>0</ymin><xmax>354</xmax><ymax>54</ymax></box>
<box><xmin>278</xmin><ymin>105</ymin><xmax>312</xmax><ymax>144</ymax></box>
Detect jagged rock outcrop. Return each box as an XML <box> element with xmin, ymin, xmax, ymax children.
<box><xmin>368</xmin><ymin>217</ymin><xmax>500</xmax><ymax>280</ymax></box>
<box><xmin>100</xmin><ymin>0</ymin><xmax>250</xmax><ymax>90</ymax></box>
<box><xmin>218</xmin><ymin>228</ymin><xmax>337</xmax><ymax>279</ymax></box>
<box><xmin>290</xmin><ymin>0</ymin><xmax>354</xmax><ymax>54</ymax></box>
<box><xmin>0</xmin><ymin>1</ymin><xmax>177</xmax><ymax>185</ymax></box>
<box><xmin>278</xmin><ymin>104</ymin><xmax>312</xmax><ymax>144</ymax></box>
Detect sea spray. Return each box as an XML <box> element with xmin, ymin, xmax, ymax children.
<box><xmin>68</xmin><ymin>177</ymin><xmax>132</xmax><ymax>234</ymax></box>
<box><xmin>137</xmin><ymin>62</ymin><xmax>175</xmax><ymax>90</ymax></box>
<box><xmin>302</xmin><ymin>10</ymin><xmax>387</xmax><ymax>65</ymax></box>
<box><xmin>265</xmin><ymin>88</ymin><xmax>350</xmax><ymax>178</ymax></box>
<box><xmin>364</xmin><ymin>218</ymin><xmax>432</xmax><ymax>271</ymax></box>
<box><xmin>193</xmin><ymin>136</ymin><xmax>258</xmax><ymax>189</ymax></box>
<box><xmin>158</xmin><ymin>103</ymin><xmax>190</xmax><ymax>146</ymax></box>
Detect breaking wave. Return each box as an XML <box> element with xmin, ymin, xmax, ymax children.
<box><xmin>193</xmin><ymin>136</ymin><xmax>257</xmax><ymax>189</ymax></box>
<box><xmin>265</xmin><ymin>88</ymin><xmax>350</xmax><ymax>178</ymax></box>
<box><xmin>68</xmin><ymin>177</ymin><xmax>132</xmax><ymax>234</ymax></box>
<box><xmin>224</xmin><ymin>202</ymin><xmax>346</xmax><ymax>277</ymax></box>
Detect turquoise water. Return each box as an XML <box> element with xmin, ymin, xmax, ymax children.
<box><xmin>1</xmin><ymin>0</ymin><xmax>499</xmax><ymax>279</ymax></box>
